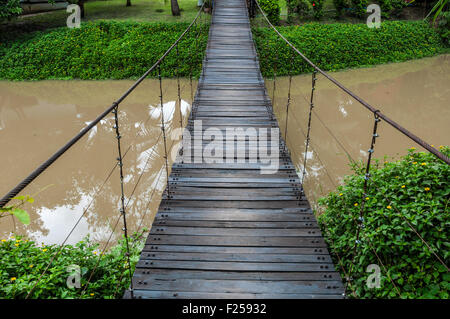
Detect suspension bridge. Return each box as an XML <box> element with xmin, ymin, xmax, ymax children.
<box><xmin>1</xmin><ymin>0</ymin><xmax>448</xmax><ymax>300</ymax></box>
<box><xmin>124</xmin><ymin>0</ymin><xmax>344</xmax><ymax>299</ymax></box>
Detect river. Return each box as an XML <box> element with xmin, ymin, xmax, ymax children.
<box><xmin>0</xmin><ymin>54</ymin><xmax>448</xmax><ymax>245</ymax></box>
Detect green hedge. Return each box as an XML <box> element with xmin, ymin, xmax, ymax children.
<box><xmin>254</xmin><ymin>21</ymin><xmax>446</xmax><ymax>77</ymax></box>
<box><xmin>318</xmin><ymin>147</ymin><xmax>450</xmax><ymax>298</ymax></box>
<box><xmin>0</xmin><ymin>20</ymin><xmax>208</xmax><ymax>80</ymax></box>
<box><xmin>0</xmin><ymin>231</ymin><xmax>145</xmax><ymax>298</ymax></box>
<box><xmin>0</xmin><ymin>20</ymin><xmax>445</xmax><ymax>80</ymax></box>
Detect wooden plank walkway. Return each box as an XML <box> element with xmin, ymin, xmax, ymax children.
<box><xmin>125</xmin><ymin>0</ymin><xmax>344</xmax><ymax>299</ymax></box>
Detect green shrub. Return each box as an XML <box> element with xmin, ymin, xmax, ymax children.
<box><xmin>285</xmin><ymin>0</ymin><xmax>312</xmax><ymax>23</ymax></box>
<box><xmin>259</xmin><ymin>0</ymin><xmax>281</xmax><ymax>25</ymax></box>
<box><xmin>0</xmin><ymin>0</ymin><xmax>22</xmax><ymax>21</ymax></box>
<box><xmin>253</xmin><ymin>21</ymin><xmax>445</xmax><ymax>77</ymax></box>
<box><xmin>0</xmin><ymin>20</ymin><xmax>208</xmax><ymax>80</ymax></box>
<box><xmin>437</xmin><ymin>11</ymin><xmax>450</xmax><ymax>46</ymax></box>
<box><xmin>351</xmin><ymin>0</ymin><xmax>368</xmax><ymax>17</ymax></box>
<box><xmin>333</xmin><ymin>0</ymin><xmax>350</xmax><ymax>17</ymax></box>
<box><xmin>310</xmin><ymin>0</ymin><xmax>325</xmax><ymax>19</ymax></box>
<box><xmin>318</xmin><ymin>147</ymin><xmax>450</xmax><ymax>298</ymax></box>
<box><xmin>0</xmin><ymin>230</ymin><xmax>146</xmax><ymax>298</ymax></box>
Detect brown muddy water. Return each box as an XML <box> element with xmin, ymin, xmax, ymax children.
<box><xmin>0</xmin><ymin>54</ymin><xmax>449</xmax><ymax>246</ymax></box>
<box><xmin>0</xmin><ymin>79</ymin><xmax>196</xmax><ymax>246</ymax></box>
<box><xmin>268</xmin><ymin>54</ymin><xmax>450</xmax><ymax>207</ymax></box>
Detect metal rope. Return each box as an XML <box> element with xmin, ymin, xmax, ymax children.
<box><xmin>253</xmin><ymin>0</ymin><xmax>449</xmax><ymax>165</ymax></box>
<box><xmin>0</xmin><ymin>2</ymin><xmax>207</xmax><ymax>208</ymax></box>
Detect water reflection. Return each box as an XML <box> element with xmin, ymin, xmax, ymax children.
<box><xmin>0</xmin><ymin>79</ymin><xmax>196</xmax><ymax>245</ymax></box>
<box><xmin>268</xmin><ymin>54</ymin><xmax>450</xmax><ymax>210</ymax></box>
<box><xmin>1</xmin><ymin>55</ymin><xmax>449</xmax><ymax>245</ymax></box>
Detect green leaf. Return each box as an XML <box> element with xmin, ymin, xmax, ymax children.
<box><xmin>11</xmin><ymin>209</ymin><xmax>30</xmax><ymax>225</ymax></box>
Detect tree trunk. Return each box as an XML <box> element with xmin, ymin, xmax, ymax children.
<box><xmin>171</xmin><ymin>0</ymin><xmax>181</xmax><ymax>16</ymax></box>
<box><xmin>126</xmin><ymin>0</ymin><xmax>131</xmax><ymax>7</ymax></box>
<box><xmin>79</xmin><ymin>0</ymin><xmax>85</xmax><ymax>18</ymax></box>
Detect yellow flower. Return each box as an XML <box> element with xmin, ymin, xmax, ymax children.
<box><xmin>14</xmin><ymin>244</ymin><xmax>19</xmax><ymax>247</ymax></box>
<box><xmin>90</xmin><ymin>293</ymin><xmax>94</xmax><ymax>296</ymax></box>
<box><xmin>431</xmin><ymin>145</ymin><xmax>434</xmax><ymax>147</ymax></box>
<box><xmin>401</xmin><ymin>185</ymin><xmax>405</xmax><ymax>188</ymax></box>
<box><xmin>424</xmin><ymin>187</ymin><xmax>430</xmax><ymax>191</ymax></box>
<box><xmin>16</xmin><ymin>240</ymin><xmax>21</xmax><ymax>243</ymax></box>
<box><xmin>365</xmin><ymin>197</ymin><xmax>369</xmax><ymax>200</ymax></box>
<box><xmin>93</xmin><ymin>251</ymin><xmax>97</xmax><ymax>255</ymax></box>
<box><xmin>42</xmin><ymin>248</ymin><xmax>48</xmax><ymax>252</ymax></box>
<box><xmin>29</xmin><ymin>265</ymin><xmax>34</xmax><ymax>268</ymax></box>
<box><xmin>354</xmin><ymin>203</ymin><xmax>358</xmax><ymax>207</ymax></box>
<box><xmin>1</xmin><ymin>239</ymin><xmax>6</xmax><ymax>242</ymax></box>
<box><xmin>410</xmin><ymin>147</ymin><xmax>415</xmax><ymax>150</ymax></box>
<box><xmin>387</xmin><ymin>205</ymin><xmax>392</xmax><ymax>209</ymax></box>
<box><xmin>10</xmin><ymin>277</ymin><xmax>16</xmax><ymax>282</ymax></box>
<box><xmin>412</xmin><ymin>162</ymin><xmax>417</xmax><ymax>165</ymax></box>
<box><xmin>339</xmin><ymin>193</ymin><xmax>343</xmax><ymax>196</ymax></box>
<box><xmin>421</xmin><ymin>163</ymin><xmax>427</xmax><ymax>166</ymax></box>
<box><xmin>439</xmin><ymin>145</ymin><xmax>444</xmax><ymax>149</ymax></box>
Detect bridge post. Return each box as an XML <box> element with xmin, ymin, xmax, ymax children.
<box><xmin>112</xmin><ymin>104</ymin><xmax>134</xmax><ymax>299</ymax></box>
<box><xmin>301</xmin><ymin>69</ymin><xmax>318</xmax><ymax>185</ymax></box>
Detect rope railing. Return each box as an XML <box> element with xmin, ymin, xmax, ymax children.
<box><xmin>252</xmin><ymin>0</ymin><xmax>448</xmax><ymax>298</ymax></box>
<box><xmin>0</xmin><ymin>2</ymin><xmax>206</xmax><ymax>209</ymax></box>
<box><xmin>5</xmin><ymin>4</ymin><xmax>210</xmax><ymax>299</ymax></box>
<box><xmin>252</xmin><ymin>0</ymin><xmax>450</xmax><ymax>166</ymax></box>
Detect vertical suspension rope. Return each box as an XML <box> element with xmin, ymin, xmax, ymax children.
<box><xmin>284</xmin><ymin>51</ymin><xmax>295</xmax><ymax>145</ymax></box>
<box><xmin>158</xmin><ymin>64</ymin><xmax>171</xmax><ymax>196</ymax></box>
<box><xmin>271</xmin><ymin>51</ymin><xmax>278</xmax><ymax>107</ymax></box>
<box><xmin>112</xmin><ymin>104</ymin><xmax>134</xmax><ymax>299</ymax></box>
<box><xmin>176</xmin><ymin>44</ymin><xmax>184</xmax><ymax>148</ymax></box>
<box><xmin>354</xmin><ymin>112</ymin><xmax>381</xmax><ymax>252</ymax></box>
<box><xmin>301</xmin><ymin>70</ymin><xmax>317</xmax><ymax>185</ymax></box>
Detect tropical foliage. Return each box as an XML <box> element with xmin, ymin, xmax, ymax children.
<box><xmin>318</xmin><ymin>147</ymin><xmax>450</xmax><ymax>298</ymax></box>
<box><xmin>0</xmin><ymin>231</ymin><xmax>146</xmax><ymax>298</ymax></box>
<box><xmin>253</xmin><ymin>21</ymin><xmax>445</xmax><ymax>77</ymax></box>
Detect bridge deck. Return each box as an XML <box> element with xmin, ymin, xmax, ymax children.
<box><xmin>126</xmin><ymin>0</ymin><xmax>344</xmax><ymax>299</ymax></box>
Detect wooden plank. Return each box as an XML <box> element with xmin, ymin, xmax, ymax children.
<box><xmin>149</xmin><ymin>226</ymin><xmax>321</xmax><ymax>237</ymax></box>
<box><xmin>140</xmin><ymin>251</ymin><xmax>331</xmax><ymax>263</ymax></box>
<box><xmin>132</xmin><ymin>269</ymin><xmax>340</xmax><ymax>281</ymax></box>
<box><xmin>145</xmin><ymin>235</ymin><xmax>326</xmax><ymax>247</ymax></box>
<box><xmin>143</xmin><ymin>245</ymin><xmax>329</xmax><ymax>255</ymax></box>
<box><xmin>136</xmin><ymin>260</ymin><xmax>334</xmax><ymax>272</ymax></box>
<box><xmin>125</xmin><ymin>290</ymin><xmax>343</xmax><ymax>299</ymax></box>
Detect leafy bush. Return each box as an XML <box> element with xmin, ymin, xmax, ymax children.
<box><xmin>0</xmin><ymin>230</ymin><xmax>146</xmax><ymax>298</ymax></box>
<box><xmin>310</xmin><ymin>0</ymin><xmax>325</xmax><ymax>19</ymax></box>
<box><xmin>318</xmin><ymin>147</ymin><xmax>450</xmax><ymax>298</ymax></box>
<box><xmin>259</xmin><ymin>0</ymin><xmax>281</xmax><ymax>25</ymax></box>
<box><xmin>0</xmin><ymin>0</ymin><xmax>22</xmax><ymax>21</ymax></box>
<box><xmin>285</xmin><ymin>0</ymin><xmax>312</xmax><ymax>23</ymax></box>
<box><xmin>253</xmin><ymin>21</ymin><xmax>445</xmax><ymax>77</ymax></box>
<box><xmin>437</xmin><ymin>10</ymin><xmax>450</xmax><ymax>46</ymax></box>
<box><xmin>333</xmin><ymin>0</ymin><xmax>350</xmax><ymax>17</ymax></box>
<box><xmin>0</xmin><ymin>20</ymin><xmax>208</xmax><ymax>80</ymax></box>
<box><xmin>351</xmin><ymin>0</ymin><xmax>368</xmax><ymax>17</ymax></box>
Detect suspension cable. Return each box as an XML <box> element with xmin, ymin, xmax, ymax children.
<box><xmin>0</xmin><ymin>2</ymin><xmax>206</xmax><ymax>208</ymax></box>
<box><xmin>252</xmin><ymin>0</ymin><xmax>449</xmax><ymax>165</ymax></box>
